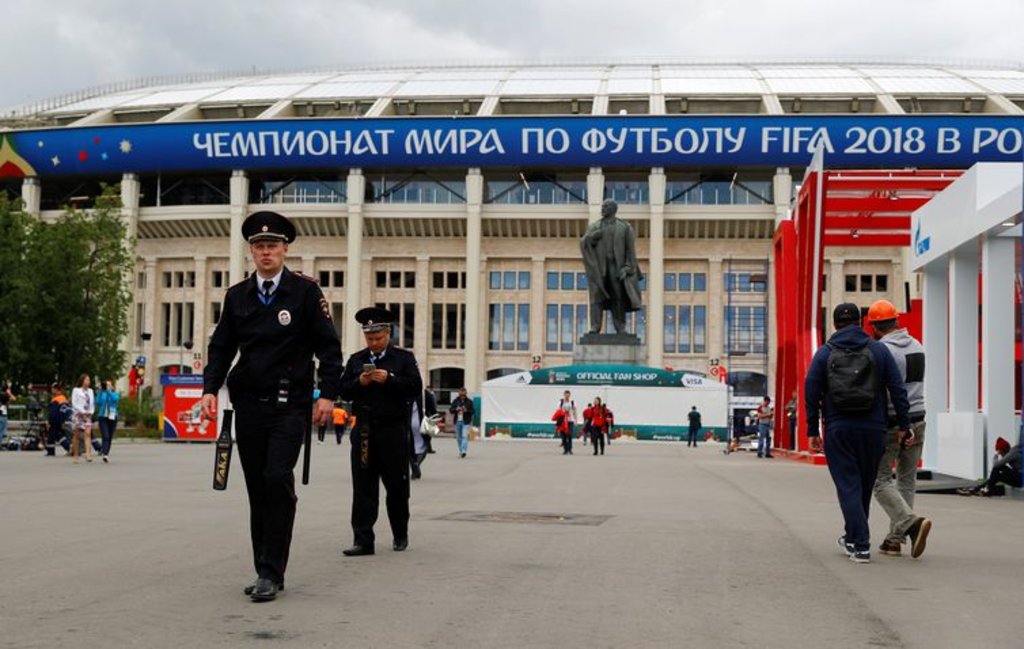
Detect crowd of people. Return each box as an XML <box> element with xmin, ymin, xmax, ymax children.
<box><xmin>552</xmin><ymin>390</ymin><xmax>615</xmax><ymax>455</ymax></box>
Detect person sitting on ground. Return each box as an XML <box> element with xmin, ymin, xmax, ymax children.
<box><xmin>958</xmin><ymin>437</ymin><xmax>1022</xmax><ymax>496</ymax></box>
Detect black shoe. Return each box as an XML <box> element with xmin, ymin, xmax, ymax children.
<box><xmin>243</xmin><ymin>579</ymin><xmax>284</xmax><ymax>595</ymax></box>
<box><xmin>393</xmin><ymin>537</ymin><xmax>408</xmax><ymax>552</ymax></box>
<box><xmin>757</xmin><ymin>453</ymin><xmax>763</xmax><ymax>458</ymax></box>
<box><xmin>765</xmin><ymin>454</ymin><xmax>774</xmax><ymax>458</ymax></box>
<box><xmin>343</xmin><ymin>544</ymin><xmax>375</xmax><ymax>556</ymax></box>
<box><xmin>249</xmin><ymin>577</ymin><xmax>279</xmax><ymax>602</ymax></box>
<box><xmin>906</xmin><ymin>517</ymin><xmax>932</xmax><ymax>558</ymax></box>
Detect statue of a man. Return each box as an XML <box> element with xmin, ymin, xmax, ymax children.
<box><xmin>579</xmin><ymin>199</ymin><xmax>644</xmax><ymax>334</ymax></box>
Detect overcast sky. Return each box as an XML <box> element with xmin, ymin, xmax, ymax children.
<box><xmin>5</xmin><ymin>0</ymin><xmax>1024</xmax><ymax>109</ymax></box>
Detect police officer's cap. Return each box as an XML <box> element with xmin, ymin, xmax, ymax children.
<box><xmin>242</xmin><ymin>210</ymin><xmax>296</xmax><ymax>243</ymax></box>
<box><xmin>355</xmin><ymin>306</ymin><xmax>396</xmax><ymax>333</ymax></box>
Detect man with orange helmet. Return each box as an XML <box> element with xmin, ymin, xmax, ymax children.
<box><xmin>867</xmin><ymin>299</ymin><xmax>932</xmax><ymax>559</ymax></box>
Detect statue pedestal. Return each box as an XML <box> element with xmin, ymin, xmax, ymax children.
<box><xmin>573</xmin><ymin>333</ymin><xmax>647</xmax><ymax>366</ymax></box>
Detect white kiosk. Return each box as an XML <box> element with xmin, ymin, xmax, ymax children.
<box><xmin>910</xmin><ymin>162</ymin><xmax>1020</xmax><ymax>479</ymax></box>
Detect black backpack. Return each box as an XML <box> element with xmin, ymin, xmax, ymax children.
<box><xmin>825</xmin><ymin>342</ymin><xmax>878</xmax><ymax>413</ymax></box>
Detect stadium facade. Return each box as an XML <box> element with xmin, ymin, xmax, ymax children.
<box><xmin>3</xmin><ymin>60</ymin><xmax>1024</xmax><ymax>402</ymax></box>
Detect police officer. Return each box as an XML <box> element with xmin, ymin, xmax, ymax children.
<box><xmin>340</xmin><ymin>307</ymin><xmax>423</xmax><ymax>556</ymax></box>
<box><xmin>201</xmin><ymin>210</ymin><xmax>342</xmax><ymax>602</ymax></box>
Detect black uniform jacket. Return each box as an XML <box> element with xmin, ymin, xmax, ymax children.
<box><xmin>340</xmin><ymin>344</ymin><xmax>422</xmax><ymax>423</ymax></box>
<box><xmin>204</xmin><ymin>267</ymin><xmax>343</xmax><ymax>404</ymax></box>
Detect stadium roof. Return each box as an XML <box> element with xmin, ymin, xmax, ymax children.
<box><xmin>8</xmin><ymin>60</ymin><xmax>1024</xmax><ymax>124</ymax></box>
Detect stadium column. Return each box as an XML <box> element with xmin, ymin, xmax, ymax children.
<box><xmin>345</xmin><ymin>169</ymin><xmax>365</xmax><ymax>355</ymax></box>
<box><xmin>414</xmin><ymin>255</ymin><xmax>429</xmax><ymax>381</ymax></box>
<box><xmin>530</xmin><ymin>256</ymin><xmax>545</xmax><ymax>366</ymax></box>
<box><xmin>120</xmin><ymin>174</ymin><xmax>141</xmax><ymax>389</ymax></box>
<box><xmin>587</xmin><ymin>167</ymin><xmax>604</xmax><ymax>222</ymax></box>
<box><xmin>921</xmin><ymin>261</ymin><xmax>948</xmax><ymax>471</ymax></box>
<box><xmin>21</xmin><ymin>177</ymin><xmax>41</xmax><ymax>215</ymax></box>
<box><xmin>768</xmin><ymin>169</ymin><xmax>789</xmax><ymax>395</ymax></box>
<box><xmin>772</xmin><ymin>168</ymin><xmax>791</xmax><ymax>225</ymax></box>
<box><xmin>647</xmin><ymin>168</ymin><xmax>666</xmax><ymax>368</ymax></box>
<box><xmin>142</xmin><ymin>258</ymin><xmax>157</xmax><ymax>385</ymax></box>
<box><xmin>464</xmin><ymin>168</ymin><xmax>483</xmax><ymax>391</ymax></box>
<box><xmin>981</xmin><ymin>235</ymin><xmax>1015</xmax><ymax>457</ymax></box>
<box><xmin>193</xmin><ymin>256</ymin><xmax>207</xmax><ymax>364</ymax></box>
<box><xmin>707</xmin><ymin>256</ymin><xmax>724</xmax><ymax>364</ymax></box>
<box><xmin>228</xmin><ymin>171</ymin><xmax>248</xmax><ymax>284</ymax></box>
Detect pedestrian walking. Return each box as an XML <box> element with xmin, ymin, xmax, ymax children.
<box><xmin>340</xmin><ymin>306</ymin><xmax>423</xmax><ymax>556</ymax></box>
<box><xmin>70</xmin><ymin>375</ymin><xmax>95</xmax><ymax>463</ymax></box>
<box><xmin>201</xmin><ymin>210</ymin><xmax>342</xmax><ymax>602</ymax></box>
<box><xmin>589</xmin><ymin>397</ymin><xmax>608</xmax><ymax>455</ymax></box>
<box><xmin>95</xmin><ymin>379</ymin><xmax>120</xmax><ymax>462</ymax></box>
<box><xmin>332</xmin><ymin>404</ymin><xmax>349</xmax><ymax>444</ymax></box>
<box><xmin>553</xmin><ymin>405</ymin><xmax>572</xmax><ymax>454</ymax></box>
<box><xmin>449</xmin><ymin>387</ymin><xmax>474</xmax><ymax>458</ymax></box>
<box><xmin>755</xmin><ymin>397</ymin><xmax>774</xmax><ymax>458</ymax></box>
<box><xmin>867</xmin><ymin>300</ymin><xmax>932</xmax><ymax>559</ymax></box>
<box><xmin>0</xmin><ymin>381</ymin><xmax>13</xmax><ymax>443</ymax></box>
<box><xmin>805</xmin><ymin>303</ymin><xmax>911</xmax><ymax>564</ymax></box>
<box><xmin>45</xmin><ymin>383</ymin><xmax>71</xmax><ymax>456</ymax></box>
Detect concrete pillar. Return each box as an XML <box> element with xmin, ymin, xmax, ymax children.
<box><xmin>142</xmin><ymin>258</ymin><xmax>157</xmax><ymax>386</ymax></box>
<box><xmin>587</xmin><ymin>167</ymin><xmax>604</xmax><ymax>222</ymax></box>
<box><xmin>981</xmin><ymin>235</ymin><xmax>1015</xmax><ymax>462</ymax></box>
<box><xmin>921</xmin><ymin>261</ymin><xmax>948</xmax><ymax>470</ymax></box>
<box><xmin>707</xmin><ymin>257</ymin><xmax>724</xmax><ymax>362</ymax></box>
<box><xmin>531</xmin><ymin>256</ymin><xmax>546</xmax><ymax>362</ymax></box>
<box><xmin>119</xmin><ymin>174</ymin><xmax>142</xmax><ymax>383</ymax></box>
<box><xmin>345</xmin><ymin>169</ymin><xmax>365</xmax><ymax>355</ymax></box>
<box><xmin>192</xmin><ymin>256</ymin><xmax>207</xmax><ymax>372</ymax></box>
<box><xmin>229</xmin><ymin>170</ymin><xmax>248</xmax><ymax>284</ymax></box>
<box><xmin>21</xmin><ymin>177</ymin><xmax>41</xmax><ymax>215</ymax></box>
<box><xmin>301</xmin><ymin>254</ymin><xmax>315</xmax><ymax>277</ymax></box>
<box><xmin>772</xmin><ymin>168</ymin><xmax>792</xmax><ymax>225</ymax></box>
<box><xmin>647</xmin><ymin>168</ymin><xmax>666</xmax><ymax>368</ymax></box>
<box><xmin>948</xmin><ymin>243</ymin><xmax>979</xmax><ymax>413</ymax></box>
<box><xmin>828</xmin><ymin>259</ymin><xmax>846</xmax><ymax>339</ymax></box>
<box><xmin>464</xmin><ymin>168</ymin><xmax>484</xmax><ymax>391</ymax></box>
<box><xmin>414</xmin><ymin>255</ymin><xmax>430</xmax><ymax>379</ymax></box>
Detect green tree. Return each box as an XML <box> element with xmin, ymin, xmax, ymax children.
<box><xmin>2</xmin><ymin>185</ymin><xmax>133</xmax><ymax>387</ymax></box>
<box><xmin>0</xmin><ymin>193</ymin><xmax>32</xmax><ymax>381</ymax></box>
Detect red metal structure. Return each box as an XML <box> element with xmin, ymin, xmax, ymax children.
<box><xmin>773</xmin><ymin>167</ymin><xmax>962</xmax><ymax>452</ymax></box>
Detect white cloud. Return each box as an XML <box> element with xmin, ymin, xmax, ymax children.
<box><xmin>4</xmin><ymin>0</ymin><xmax>1024</xmax><ymax>109</ymax></box>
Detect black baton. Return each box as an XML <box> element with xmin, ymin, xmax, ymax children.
<box><xmin>212</xmin><ymin>409</ymin><xmax>233</xmax><ymax>491</ymax></box>
<box><xmin>302</xmin><ymin>419</ymin><xmax>313</xmax><ymax>485</ymax></box>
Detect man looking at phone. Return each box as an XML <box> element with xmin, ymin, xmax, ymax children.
<box><xmin>339</xmin><ymin>307</ymin><xmax>423</xmax><ymax>556</ymax></box>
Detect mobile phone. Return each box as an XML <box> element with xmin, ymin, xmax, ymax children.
<box><xmin>362</xmin><ymin>364</ymin><xmax>376</xmax><ymax>373</ymax></box>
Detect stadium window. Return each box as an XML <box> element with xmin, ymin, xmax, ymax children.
<box><xmin>447</xmin><ymin>272</ymin><xmax>459</xmax><ymax>289</ymax></box>
<box><xmin>678</xmin><ymin>273</ymin><xmax>691</xmax><ymax>291</ymax></box>
<box><xmin>663</xmin><ymin>305</ymin><xmax>677</xmax><ymax>353</ymax></box>
<box><xmin>545</xmin><ymin>305</ymin><xmax>558</xmax><ymax>351</ymax></box>
<box><xmin>433</xmin><ymin>272</ymin><xmax>444</xmax><ymax>289</ymax></box>
<box><xmin>693</xmin><ymin>273</ymin><xmax>706</xmax><ymax>292</ymax></box>
<box><xmin>431</xmin><ymin>304</ymin><xmax>443</xmax><ymax>347</ymax></box>
<box><xmin>376</xmin><ymin>272</ymin><xmax>387</xmax><ymax>288</ymax></box>
<box><xmin>174</xmin><ymin>271</ymin><xmax>184</xmax><ymax>288</ymax></box>
<box><xmin>209</xmin><ymin>271</ymin><xmax>222</xmax><ymax>288</ymax></box>
<box><xmin>518</xmin><ymin>272</ymin><xmax>530</xmax><ymax>290</ymax></box>
<box><xmin>334</xmin><ymin>271</ymin><xmax>345</xmax><ymax>288</ymax></box>
<box><xmin>575</xmin><ymin>304</ymin><xmax>588</xmax><ymax>341</ymax></box>
<box><xmin>389</xmin><ymin>271</ymin><xmax>402</xmax><ymax>288</ymax></box>
<box><xmin>518</xmin><ymin>304</ymin><xmax>530</xmax><ymax>350</ymax></box>
<box><xmin>185</xmin><ymin>272</ymin><xmax>195</xmax><ymax>288</ymax></box>
<box><xmin>821</xmin><ymin>274</ymin><xmax>827</xmax><ymax>292</ymax></box>
<box><xmin>845</xmin><ymin>274</ymin><xmax>857</xmax><ymax>292</ymax></box>
<box><xmin>560</xmin><ymin>304</ymin><xmax>574</xmax><ymax>351</ymax></box>
<box><xmin>561</xmin><ymin>272</ymin><xmax>574</xmax><ymax>290</ymax></box>
<box><xmin>693</xmin><ymin>306</ymin><xmax>706</xmax><ymax>354</ymax></box>
<box><xmin>875</xmin><ymin>274</ymin><xmax>888</xmax><ymax>292</ymax></box>
<box><xmin>460</xmin><ymin>272</ymin><xmax>466</xmax><ymax>288</ymax></box>
<box><xmin>576</xmin><ymin>273</ymin><xmax>587</xmax><ymax>290</ymax></box>
<box><xmin>860</xmin><ymin>274</ymin><xmax>873</xmax><ymax>292</ymax></box>
<box><xmin>546</xmin><ymin>272</ymin><xmax>559</xmax><ymax>290</ymax></box>
<box><xmin>503</xmin><ymin>271</ymin><xmax>516</xmax><ymax>290</ymax></box>
<box><xmin>664</xmin><ymin>273</ymin><xmax>677</xmax><ymax>291</ymax></box>
<box><xmin>162</xmin><ymin>272</ymin><xmax>172</xmax><ymax>288</ymax></box>
<box><xmin>137</xmin><ymin>272</ymin><xmax>147</xmax><ymax>289</ymax></box>
<box><xmin>319</xmin><ymin>271</ymin><xmax>331</xmax><ymax>286</ymax></box>
<box><xmin>489</xmin><ymin>272</ymin><xmax>501</xmax><ymax>290</ymax></box>
<box><xmin>679</xmin><ymin>306</ymin><xmax>691</xmax><ymax>353</ymax></box>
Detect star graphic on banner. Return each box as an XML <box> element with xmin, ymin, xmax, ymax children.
<box><xmin>37</xmin><ymin>140</ymin><xmax>45</xmax><ymax>148</ymax></box>
<box><xmin>101</xmin><ymin>152</ymin><xmax>109</xmax><ymax>161</ymax></box>
<box><xmin>50</xmin><ymin>155</ymin><xmax>60</xmax><ymax>167</ymax></box>
<box><xmin>119</xmin><ymin>139</ymin><xmax>133</xmax><ymax>154</ymax></box>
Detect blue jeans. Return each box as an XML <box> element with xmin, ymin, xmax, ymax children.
<box><xmin>455</xmin><ymin>420</ymin><xmax>469</xmax><ymax>455</ymax></box>
<box><xmin>0</xmin><ymin>415</ymin><xmax>7</xmax><ymax>440</ymax></box>
<box><xmin>688</xmin><ymin>426</ymin><xmax>699</xmax><ymax>446</ymax></box>
<box><xmin>99</xmin><ymin>418</ymin><xmax>117</xmax><ymax>456</ymax></box>
<box><xmin>757</xmin><ymin>423</ymin><xmax>772</xmax><ymax>456</ymax></box>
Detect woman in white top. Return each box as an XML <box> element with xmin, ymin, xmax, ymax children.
<box><xmin>71</xmin><ymin>374</ymin><xmax>95</xmax><ymax>463</ymax></box>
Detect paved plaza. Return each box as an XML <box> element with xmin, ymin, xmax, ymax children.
<box><xmin>1</xmin><ymin>439</ymin><xmax>1022</xmax><ymax>648</ymax></box>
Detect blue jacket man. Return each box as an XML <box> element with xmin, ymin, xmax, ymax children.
<box><xmin>804</xmin><ymin>303</ymin><xmax>910</xmax><ymax>563</ymax></box>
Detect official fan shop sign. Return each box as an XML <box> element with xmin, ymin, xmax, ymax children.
<box><xmin>5</xmin><ymin>115</ymin><xmax>1024</xmax><ymax>178</ymax></box>
<box><xmin>527</xmin><ymin>364</ymin><xmax>713</xmax><ymax>388</ymax></box>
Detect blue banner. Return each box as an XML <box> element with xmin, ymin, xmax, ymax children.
<box><xmin>3</xmin><ymin>115</ymin><xmax>1024</xmax><ymax>177</ymax></box>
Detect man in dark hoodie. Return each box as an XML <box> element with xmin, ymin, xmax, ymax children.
<box><xmin>805</xmin><ymin>303</ymin><xmax>911</xmax><ymax>564</ymax></box>
<box><xmin>867</xmin><ymin>300</ymin><xmax>932</xmax><ymax>559</ymax></box>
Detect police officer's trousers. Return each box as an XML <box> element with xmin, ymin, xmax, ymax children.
<box><xmin>350</xmin><ymin>418</ymin><xmax>410</xmax><ymax>547</ymax></box>
<box><xmin>235</xmin><ymin>402</ymin><xmax>306</xmax><ymax>584</ymax></box>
